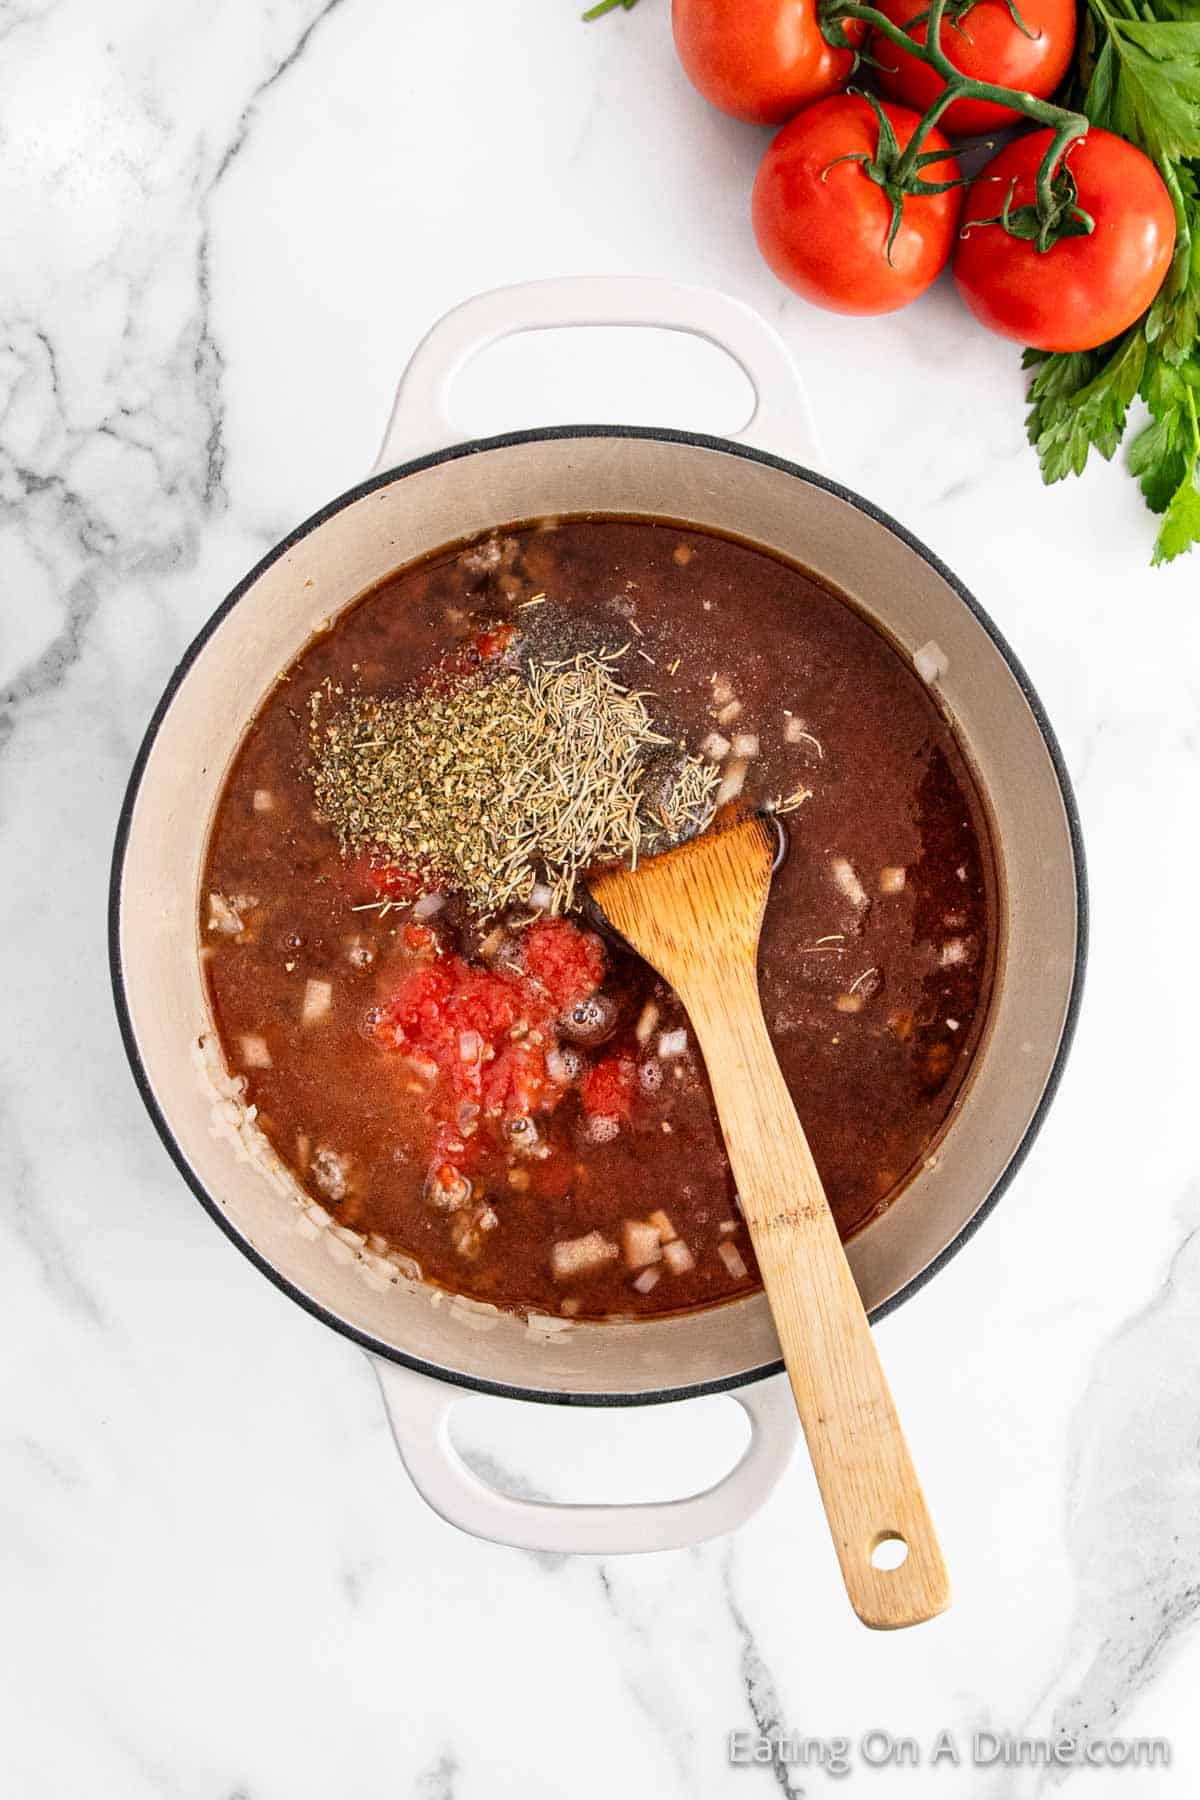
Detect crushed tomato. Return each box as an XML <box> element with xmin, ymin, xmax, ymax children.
<box><xmin>375</xmin><ymin>920</ymin><xmax>614</xmax><ymax>1165</ymax></box>
<box><xmin>521</xmin><ymin>917</ymin><xmax>605</xmax><ymax>1009</ymax></box>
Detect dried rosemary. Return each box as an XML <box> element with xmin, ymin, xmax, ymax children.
<box><xmin>310</xmin><ymin>651</ymin><xmax>719</xmax><ymax>916</ymax></box>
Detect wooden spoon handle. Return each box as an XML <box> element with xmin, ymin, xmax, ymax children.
<box><xmin>685</xmin><ymin>970</ymin><xmax>949</xmax><ymax>1630</ymax></box>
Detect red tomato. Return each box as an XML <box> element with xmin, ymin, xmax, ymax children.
<box><xmin>672</xmin><ymin>0</ymin><xmax>864</xmax><ymax>125</ymax></box>
<box><xmin>954</xmin><ymin>128</ymin><xmax>1177</xmax><ymax>351</ymax></box>
<box><xmin>873</xmin><ymin>0</ymin><xmax>1076</xmax><ymax>137</ymax></box>
<box><xmin>752</xmin><ymin>96</ymin><xmax>961</xmax><ymax>314</ymax></box>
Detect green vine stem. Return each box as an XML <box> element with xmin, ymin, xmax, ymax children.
<box><xmin>824</xmin><ymin>0</ymin><xmax>1092</xmax><ymax>245</ymax></box>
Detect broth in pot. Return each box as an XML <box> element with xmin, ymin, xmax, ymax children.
<box><xmin>201</xmin><ymin>518</ymin><xmax>996</xmax><ymax>1321</ymax></box>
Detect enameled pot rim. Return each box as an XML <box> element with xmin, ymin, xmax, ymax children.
<box><xmin>108</xmin><ymin>424</ymin><xmax>1089</xmax><ymax>1407</ymax></box>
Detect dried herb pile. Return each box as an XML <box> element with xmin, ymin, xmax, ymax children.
<box><xmin>310</xmin><ymin>648</ymin><xmax>719</xmax><ymax>916</ymax></box>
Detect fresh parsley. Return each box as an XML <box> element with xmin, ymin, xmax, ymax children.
<box><xmin>1026</xmin><ymin>0</ymin><xmax>1200</xmax><ymax>564</ymax></box>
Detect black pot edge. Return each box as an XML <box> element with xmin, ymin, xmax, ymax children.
<box><xmin>108</xmin><ymin>423</ymin><xmax>1089</xmax><ymax>1410</ymax></box>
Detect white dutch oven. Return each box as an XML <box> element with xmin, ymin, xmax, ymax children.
<box><xmin>110</xmin><ymin>278</ymin><xmax>1086</xmax><ymax>1557</ymax></box>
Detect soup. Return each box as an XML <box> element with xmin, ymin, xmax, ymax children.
<box><xmin>200</xmin><ymin>518</ymin><xmax>996</xmax><ymax>1320</ymax></box>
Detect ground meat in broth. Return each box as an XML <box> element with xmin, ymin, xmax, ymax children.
<box><xmin>202</xmin><ymin>518</ymin><xmax>996</xmax><ymax>1320</ymax></box>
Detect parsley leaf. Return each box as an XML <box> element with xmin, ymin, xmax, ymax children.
<box><xmin>1024</xmin><ymin>0</ymin><xmax>1200</xmax><ymax>564</ymax></box>
<box><xmin>1152</xmin><ymin>461</ymin><xmax>1200</xmax><ymax>561</ymax></box>
<box><xmin>1129</xmin><ymin>359</ymin><xmax>1200</xmax><ymax>562</ymax></box>
<box><xmin>1025</xmin><ymin>332</ymin><xmax>1146</xmax><ymax>480</ymax></box>
<box><xmin>1085</xmin><ymin>3</ymin><xmax>1200</xmax><ymax>164</ymax></box>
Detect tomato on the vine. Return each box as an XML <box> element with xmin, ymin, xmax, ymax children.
<box><xmin>752</xmin><ymin>95</ymin><xmax>961</xmax><ymax>314</ymax></box>
<box><xmin>671</xmin><ymin>0</ymin><xmax>865</xmax><ymax>125</ymax></box>
<box><xmin>954</xmin><ymin>128</ymin><xmax>1177</xmax><ymax>351</ymax></box>
<box><xmin>872</xmin><ymin>0</ymin><xmax>1077</xmax><ymax>138</ymax></box>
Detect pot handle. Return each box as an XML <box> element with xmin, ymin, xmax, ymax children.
<box><xmin>371</xmin><ymin>1357</ymin><xmax>797</xmax><ymax>1555</ymax></box>
<box><xmin>373</xmin><ymin>276</ymin><xmax>822</xmax><ymax>471</ymax></box>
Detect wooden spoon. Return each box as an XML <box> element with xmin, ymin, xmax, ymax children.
<box><xmin>589</xmin><ymin>808</ymin><xmax>949</xmax><ymax>1629</ymax></box>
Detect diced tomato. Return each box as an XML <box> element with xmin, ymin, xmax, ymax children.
<box><xmin>378</xmin><ymin>925</ymin><xmax>624</xmax><ymax>1166</ymax></box>
<box><xmin>481</xmin><ymin>1041</ymin><xmax>550</xmax><ymax>1120</ymax></box>
<box><xmin>581</xmin><ymin>1055</ymin><xmax>636</xmax><ymax>1121</ymax></box>
<box><xmin>521</xmin><ymin>918</ymin><xmax>606</xmax><ymax>1010</ymax></box>
<box><xmin>403</xmin><ymin>923</ymin><xmax>436</xmax><ymax>955</ymax></box>
<box><xmin>377</xmin><ymin>957</ymin><xmax>554</xmax><ymax>1131</ymax></box>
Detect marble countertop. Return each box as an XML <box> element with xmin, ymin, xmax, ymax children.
<box><xmin>3</xmin><ymin>1</ymin><xmax>1199</xmax><ymax>1794</ymax></box>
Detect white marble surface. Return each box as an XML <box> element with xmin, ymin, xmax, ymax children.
<box><xmin>2</xmin><ymin>1</ymin><xmax>1199</xmax><ymax>1794</ymax></box>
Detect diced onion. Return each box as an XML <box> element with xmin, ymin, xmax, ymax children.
<box><xmin>731</xmin><ymin>732</ymin><xmax>759</xmax><ymax>759</ymax></box>
<box><xmin>648</xmin><ymin>1209</ymin><xmax>677</xmax><ymax>1243</ymax></box>
<box><xmin>711</xmin><ymin>674</ymin><xmax>734</xmax><ymax>707</ymax></box>
<box><xmin>718</xmin><ymin>1219</ymin><xmax>738</xmax><ymax>1236</ymax></box>
<box><xmin>717</xmin><ymin>1240</ymin><xmax>748</xmax><ymax>1280</ymax></box>
<box><xmin>623</xmin><ymin>1219</ymin><xmax>663</xmax><ymax>1271</ymax></box>
<box><xmin>715</xmin><ymin>757</ymin><xmax>748</xmax><ymax>807</ymax></box>
<box><xmin>412</xmin><ymin>891</ymin><xmax>445</xmax><ymax>920</ymax></box>
<box><xmin>836</xmin><ymin>992</ymin><xmax>864</xmax><ymax>1014</ymax></box>
<box><xmin>662</xmin><ymin>1238</ymin><xmax>695</xmax><ymax>1275</ymax></box>
<box><xmin>831</xmin><ymin>856</ymin><xmax>868</xmax><ymax>910</ymax></box>
<box><xmin>239</xmin><ymin>1033</ymin><xmax>272</xmax><ymax>1068</ymax></box>
<box><xmin>632</xmin><ymin>1266</ymin><xmax>661</xmax><ymax>1294</ymax></box>
<box><xmin>252</xmin><ymin>789</ymin><xmax>274</xmax><ymax>813</ymax></box>
<box><xmin>658</xmin><ymin>1028</ymin><xmax>688</xmax><ymax>1060</ymax></box>
<box><xmin>716</xmin><ymin>698</ymin><xmax>743</xmax><ymax>727</ymax></box>
<box><xmin>459</xmin><ymin>1030</ymin><xmax>483</xmax><ymax>1063</ymax></box>
<box><xmin>879</xmin><ymin>866</ymin><xmax>907</xmax><ymax>894</ymax></box>
<box><xmin>528</xmin><ymin>881</ymin><xmax>555</xmax><ymax>912</ymax></box>
<box><xmin>207</xmin><ymin>892</ymin><xmax>243</xmax><ymax>936</ymax></box>
<box><xmin>915</xmin><ymin>639</ymin><xmax>950</xmax><ymax>684</ymax></box>
<box><xmin>940</xmin><ymin>937</ymin><xmax>970</xmax><ymax>967</ymax></box>
<box><xmin>635</xmin><ymin>1000</ymin><xmax>660</xmax><ymax>1045</ymax></box>
<box><xmin>701</xmin><ymin>731</ymin><xmax>730</xmax><ymax>762</ymax></box>
<box><xmin>311</xmin><ymin>1148</ymin><xmax>348</xmax><ymax>1201</ymax></box>
<box><xmin>301</xmin><ymin>978</ymin><xmax>333</xmax><ymax>1025</ymax></box>
<box><xmin>425</xmin><ymin>1165</ymin><xmax>471</xmax><ymax>1210</ymax></box>
<box><xmin>546</xmin><ymin>1045</ymin><xmax>582</xmax><ymax>1085</ymax></box>
<box><xmin>551</xmin><ymin>1231</ymin><xmax>619</xmax><ymax>1281</ymax></box>
<box><xmin>403</xmin><ymin>1052</ymin><xmax>438</xmax><ymax>1084</ymax></box>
